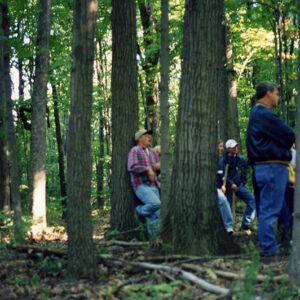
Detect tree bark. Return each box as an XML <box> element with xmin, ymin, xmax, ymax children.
<box><xmin>138</xmin><ymin>1</ymin><xmax>160</xmax><ymax>145</ymax></box>
<box><xmin>29</xmin><ymin>0</ymin><xmax>51</xmax><ymax>229</ymax></box>
<box><xmin>110</xmin><ymin>0</ymin><xmax>138</xmax><ymax>238</ymax></box>
<box><xmin>160</xmin><ymin>0</ymin><xmax>172</xmax><ymax>242</ymax></box>
<box><xmin>219</xmin><ymin>19</ymin><xmax>241</xmax><ymax>151</ymax></box>
<box><xmin>97</xmin><ymin>106</ymin><xmax>105</xmax><ymax>208</ymax></box>
<box><xmin>287</xmin><ymin>0</ymin><xmax>300</xmax><ymax>284</ymax></box>
<box><xmin>166</xmin><ymin>0</ymin><xmax>238</xmax><ymax>255</ymax></box>
<box><xmin>51</xmin><ymin>82</ymin><xmax>67</xmax><ymax>219</ymax></box>
<box><xmin>67</xmin><ymin>0</ymin><xmax>98</xmax><ymax>278</ymax></box>
<box><xmin>0</xmin><ymin>0</ymin><xmax>22</xmax><ymax>236</ymax></box>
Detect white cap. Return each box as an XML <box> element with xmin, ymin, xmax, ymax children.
<box><xmin>135</xmin><ymin>129</ymin><xmax>152</xmax><ymax>141</ymax></box>
<box><xmin>225</xmin><ymin>139</ymin><xmax>238</xmax><ymax>149</ymax></box>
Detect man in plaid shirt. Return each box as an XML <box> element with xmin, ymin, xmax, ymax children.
<box><xmin>128</xmin><ymin>129</ymin><xmax>161</xmax><ymax>237</ymax></box>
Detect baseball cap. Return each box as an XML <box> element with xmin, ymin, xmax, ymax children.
<box><xmin>135</xmin><ymin>129</ymin><xmax>152</xmax><ymax>141</ymax></box>
<box><xmin>225</xmin><ymin>139</ymin><xmax>238</xmax><ymax>149</ymax></box>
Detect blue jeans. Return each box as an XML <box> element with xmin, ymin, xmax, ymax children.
<box><xmin>217</xmin><ymin>189</ymin><xmax>233</xmax><ymax>230</ymax></box>
<box><xmin>227</xmin><ymin>185</ymin><xmax>256</xmax><ymax>226</ymax></box>
<box><xmin>278</xmin><ymin>186</ymin><xmax>294</xmax><ymax>241</ymax></box>
<box><xmin>254</xmin><ymin>163</ymin><xmax>288</xmax><ymax>256</ymax></box>
<box><xmin>135</xmin><ymin>184</ymin><xmax>161</xmax><ymax>237</ymax></box>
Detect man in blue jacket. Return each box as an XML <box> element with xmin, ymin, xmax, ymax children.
<box><xmin>247</xmin><ymin>81</ymin><xmax>295</xmax><ymax>259</ymax></box>
<box><xmin>218</xmin><ymin>139</ymin><xmax>256</xmax><ymax>230</ymax></box>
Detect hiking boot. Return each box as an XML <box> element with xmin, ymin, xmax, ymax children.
<box><xmin>240</xmin><ymin>224</ymin><xmax>251</xmax><ymax>231</ymax></box>
<box><xmin>261</xmin><ymin>253</ymin><xmax>281</xmax><ymax>264</ymax></box>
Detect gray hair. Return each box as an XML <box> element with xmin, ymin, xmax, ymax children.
<box><xmin>256</xmin><ymin>81</ymin><xmax>278</xmax><ymax>100</ymax></box>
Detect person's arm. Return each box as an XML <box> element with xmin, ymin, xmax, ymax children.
<box><xmin>127</xmin><ymin>147</ymin><xmax>149</xmax><ymax>174</ymax></box>
<box><xmin>260</xmin><ymin>110</ymin><xmax>295</xmax><ymax>149</ymax></box>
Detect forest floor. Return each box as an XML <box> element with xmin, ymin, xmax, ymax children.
<box><xmin>0</xmin><ymin>210</ymin><xmax>299</xmax><ymax>300</ymax></box>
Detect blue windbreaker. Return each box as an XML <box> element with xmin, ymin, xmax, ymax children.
<box><xmin>246</xmin><ymin>105</ymin><xmax>295</xmax><ymax>165</ymax></box>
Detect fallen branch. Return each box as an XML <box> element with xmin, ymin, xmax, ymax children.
<box><xmin>182</xmin><ymin>263</ymin><xmax>288</xmax><ymax>283</ymax></box>
<box><xmin>11</xmin><ymin>244</ymin><xmax>66</xmax><ymax>257</ymax></box>
<box><xmin>105</xmin><ymin>258</ymin><xmax>229</xmax><ymax>295</ymax></box>
<box><xmin>105</xmin><ymin>226</ymin><xmax>143</xmax><ymax>239</ymax></box>
<box><xmin>102</xmin><ymin>240</ymin><xmax>148</xmax><ymax>247</ymax></box>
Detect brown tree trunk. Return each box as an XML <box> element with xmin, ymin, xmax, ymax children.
<box><xmin>29</xmin><ymin>0</ymin><xmax>51</xmax><ymax>230</ymax></box>
<box><xmin>96</xmin><ymin>107</ymin><xmax>105</xmax><ymax>209</ymax></box>
<box><xmin>166</xmin><ymin>0</ymin><xmax>238</xmax><ymax>255</ymax></box>
<box><xmin>67</xmin><ymin>0</ymin><xmax>98</xmax><ymax>279</ymax></box>
<box><xmin>110</xmin><ymin>0</ymin><xmax>138</xmax><ymax>238</ymax></box>
<box><xmin>160</xmin><ymin>0</ymin><xmax>172</xmax><ymax>242</ymax></box>
<box><xmin>0</xmin><ymin>138</ymin><xmax>10</xmax><ymax>211</ymax></box>
<box><xmin>138</xmin><ymin>1</ymin><xmax>160</xmax><ymax>145</ymax></box>
<box><xmin>219</xmin><ymin>19</ymin><xmax>241</xmax><ymax>151</ymax></box>
<box><xmin>51</xmin><ymin>82</ymin><xmax>67</xmax><ymax>219</ymax></box>
<box><xmin>0</xmin><ymin>0</ymin><xmax>22</xmax><ymax>237</ymax></box>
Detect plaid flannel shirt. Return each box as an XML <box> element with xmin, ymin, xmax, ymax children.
<box><xmin>127</xmin><ymin>144</ymin><xmax>160</xmax><ymax>192</ymax></box>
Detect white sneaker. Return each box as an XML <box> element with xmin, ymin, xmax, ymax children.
<box><xmin>226</xmin><ymin>228</ymin><xmax>234</xmax><ymax>235</ymax></box>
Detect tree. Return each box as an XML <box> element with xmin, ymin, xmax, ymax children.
<box><xmin>164</xmin><ymin>0</ymin><xmax>237</xmax><ymax>255</ymax></box>
<box><xmin>138</xmin><ymin>0</ymin><xmax>160</xmax><ymax>145</ymax></box>
<box><xmin>0</xmin><ymin>0</ymin><xmax>22</xmax><ymax>237</ymax></box>
<box><xmin>67</xmin><ymin>0</ymin><xmax>98</xmax><ymax>278</ymax></box>
<box><xmin>219</xmin><ymin>19</ymin><xmax>241</xmax><ymax>150</ymax></box>
<box><xmin>110</xmin><ymin>0</ymin><xmax>138</xmax><ymax>238</ymax></box>
<box><xmin>287</xmin><ymin>0</ymin><xmax>300</xmax><ymax>284</ymax></box>
<box><xmin>160</xmin><ymin>0</ymin><xmax>172</xmax><ymax>241</ymax></box>
<box><xmin>29</xmin><ymin>0</ymin><xmax>51</xmax><ymax>230</ymax></box>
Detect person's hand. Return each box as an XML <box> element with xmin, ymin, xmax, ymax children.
<box><xmin>148</xmin><ymin>168</ymin><xmax>155</xmax><ymax>181</ymax></box>
<box><xmin>231</xmin><ymin>184</ymin><xmax>238</xmax><ymax>192</ymax></box>
<box><xmin>221</xmin><ymin>185</ymin><xmax>226</xmax><ymax>194</ymax></box>
<box><xmin>153</xmin><ymin>163</ymin><xmax>160</xmax><ymax>170</ymax></box>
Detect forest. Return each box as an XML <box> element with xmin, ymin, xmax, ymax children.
<box><xmin>0</xmin><ymin>0</ymin><xmax>300</xmax><ymax>299</ymax></box>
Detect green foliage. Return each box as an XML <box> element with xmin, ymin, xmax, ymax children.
<box><xmin>30</xmin><ymin>274</ymin><xmax>40</xmax><ymax>288</ymax></box>
<box><xmin>38</xmin><ymin>256</ymin><xmax>65</xmax><ymax>277</ymax></box>
<box><xmin>0</xmin><ymin>211</ymin><xmax>31</xmax><ymax>244</ymax></box>
<box><xmin>121</xmin><ymin>280</ymin><xmax>182</xmax><ymax>300</ymax></box>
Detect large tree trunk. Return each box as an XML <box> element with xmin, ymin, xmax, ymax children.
<box><xmin>287</xmin><ymin>2</ymin><xmax>300</xmax><ymax>284</ymax></box>
<box><xmin>0</xmin><ymin>0</ymin><xmax>22</xmax><ymax>237</ymax></box>
<box><xmin>67</xmin><ymin>0</ymin><xmax>98</xmax><ymax>278</ymax></box>
<box><xmin>29</xmin><ymin>0</ymin><xmax>51</xmax><ymax>230</ymax></box>
<box><xmin>110</xmin><ymin>0</ymin><xmax>138</xmax><ymax>238</ymax></box>
<box><xmin>166</xmin><ymin>0</ymin><xmax>238</xmax><ymax>255</ymax></box>
<box><xmin>160</xmin><ymin>0</ymin><xmax>172</xmax><ymax>242</ymax></box>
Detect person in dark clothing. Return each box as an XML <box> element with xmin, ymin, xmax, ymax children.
<box><xmin>247</xmin><ymin>81</ymin><xmax>295</xmax><ymax>259</ymax></box>
<box><xmin>218</xmin><ymin>139</ymin><xmax>256</xmax><ymax>230</ymax></box>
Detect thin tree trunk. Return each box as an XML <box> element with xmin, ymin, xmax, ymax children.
<box><xmin>166</xmin><ymin>0</ymin><xmax>238</xmax><ymax>255</ymax></box>
<box><xmin>67</xmin><ymin>0</ymin><xmax>98</xmax><ymax>279</ymax></box>
<box><xmin>110</xmin><ymin>0</ymin><xmax>138</xmax><ymax>238</ymax></box>
<box><xmin>0</xmin><ymin>0</ymin><xmax>22</xmax><ymax>237</ymax></box>
<box><xmin>29</xmin><ymin>0</ymin><xmax>51</xmax><ymax>230</ymax></box>
<box><xmin>0</xmin><ymin>138</ymin><xmax>10</xmax><ymax>211</ymax></box>
<box><xmin>97</xmin><ymin>106</ymin><xmax>105</xmax><ymax>208</ymax></box>
<box><xmin>223</xmin><ymin>19</ymin><xmax>241</xmax><ymax>151</ymax></box>
<box><xmin>276</xmin><ymin>2</ymin><xmax>285</xmax><ymax>121</ymax></box>
<box><xmin>138</xmin><ymin>1</ymin><xmax>160</xmax><ymax>145</ymax></box>
<box><xmin>160</xmin><ymin>0</ymin><xmax>172</xmax><ymax>242</ymax></box>
<box><xmin>51</xmin><ymin>82</ymin><xmax>67</xmax><ymax>219</ymax></box>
